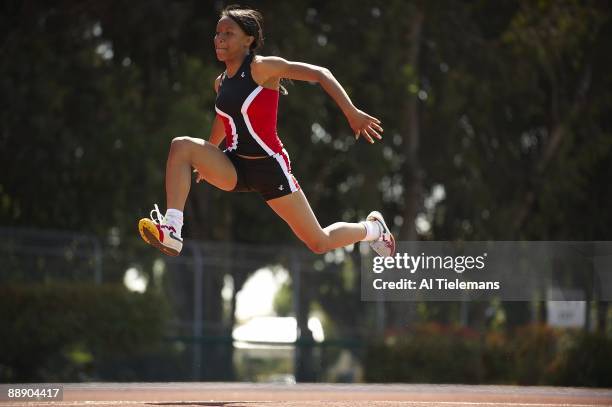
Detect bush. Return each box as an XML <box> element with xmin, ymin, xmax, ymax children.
<box><xmin>0</xmin><ymin>283</ymin><xmax>168</xmax><ymax>382</ymax></box>
<box><xmin>510</xmin><ymin>324</ymin><xmax>559</xmax><ymax>385</ymax></box>
<box><xmin>481</xmin><ymin>330</ymin><xmax>513</xmax><ymax>383</ymax></box>
<box><xmin>551</xmin><ymin>332</ymin><xmax>612</xmax><ymax>387</ymax></box>
<box><xmin>364</xmin><ymin>323</ymin><xmax>612</xmax><ymax>387</ymax></box>
<box><xmin>365</xmin><ymin>323</ymin><xmax>482</xmax><ymax>383</ymax></box>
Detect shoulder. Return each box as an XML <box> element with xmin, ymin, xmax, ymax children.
<box><xmin>252</xmin><ymin>55</ymin><xmax>285</xmax><ymax>64</ymax></box>
<box><xmin>251</xmin><ymin>55</ymin><xmax>288</xmax><ymax>75</ymax></box>
<box><xmin>214</xmin><ymin>73</ymin><xmax>224</xmax><ymax>94</ymax></box>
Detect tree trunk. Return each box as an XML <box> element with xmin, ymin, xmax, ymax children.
<box><xmin>513</xmin><ymin>66</ymin><xmax>591</xmax><ymax>233</ymax></box>
<box><xmin>386</xmin><ymin>3</ymin><xmax>425</xmax><ymax>334</ymax></box>
<box><xmin>597</xmin><ymin>301</ymin><xmax>608</xmax><ymax>333</ymax></box>
<box><xmin>399</xmin><ymin>5</ymin><xmax>424</xmax><ymax>242</ymax></box>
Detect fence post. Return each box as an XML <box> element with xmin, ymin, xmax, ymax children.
<box><xmin>291</xmin><ymin>249</ymin><xmax>301</xmax><ymax>380</ymax></box>
<box><xmin>191</xmin><ymin>242</ymin><xmax>204</xmax><ymax>380</ymax></box>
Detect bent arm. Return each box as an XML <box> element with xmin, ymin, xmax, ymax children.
<box><xmin>208</xmin><ymin>115</ymin><xmax>225</xmax><ymax>147</ymax></box>
<box><xmin>208</xmin><ymin>74</ymin><xmax>226</xmax><ymax>147</ymax></box>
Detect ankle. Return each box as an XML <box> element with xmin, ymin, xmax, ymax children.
<box><xmin>361</xmin><ymin>220</ymin><xmax>382</xmax><ymax>242</ymax></box>
<box><xmin>165</xmin><ymin>208</ymin><xmax>183</xmax><ymax>221</ymax></box>
<box><xmin>165</xmin><ymin>209</ymin><xmax>184</xmax><ymax>233</ymax></box>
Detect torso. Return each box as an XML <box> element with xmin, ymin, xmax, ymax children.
<box><xmin>215</xmin><ymin>53</ymin><xmax>284</xmax><ymax>157</ymax></box>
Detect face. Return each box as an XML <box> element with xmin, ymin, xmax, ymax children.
<box><xmin>214</xmin><ymin>16</ymin><xmax>253</xmax><ymax>62</ymax></box>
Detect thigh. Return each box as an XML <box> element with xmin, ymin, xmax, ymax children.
<box><xmin>266</xmin><ymin>190</ymin><xmax>326</xmax><ymax>243</ymax></box>
<box><xmin>184</xmin><ymin>138</ymin><xmax>238</xmax><ymax>191</ymax></box>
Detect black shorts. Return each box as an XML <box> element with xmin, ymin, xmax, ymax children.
<box><xmin>225</xmin><ymin>150</ymin><xmax>301</xmax><ymax>201</ymax></box>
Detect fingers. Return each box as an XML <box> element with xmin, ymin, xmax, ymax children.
<box><xmin>366</xmin><ymin>131</ymin><xmax>377</xmax><ymax>143</ymax></box>
<box><xmin>355</xmin><ymin>129</ymin><xmax>374</xmax><ymax>143</ymax></box>
<box><xmin>193</xmin><ymin>168</ymin><xmax>203</xmax><ymax>183</ymax></box>
<box><xmin>367</xmin><ymin>125</ymin><xmax>383</xmax><ymax>140</ymax></box>
<box><xmin>371</xmin><ymin>122</ymin><xmax>384</xmax><ymax>133</ymax></box>
<box><xmin>364</xmin><ymin>114</ymin><xmax>383</xmax><ymax>133</ymax></box>
<box><xmin>351</xmin><ymin>110</ymin><xmax>384</xmax><ymax>144</ymax></box>
<box><xmin>355</xmin><ymin>124</ymin><xmax>382</xmax><ymax>144</ymax></box>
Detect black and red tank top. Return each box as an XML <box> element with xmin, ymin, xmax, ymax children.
<box><xmin>215</xmin><ymin>53</ymin><xmax>283</xmax><ymax>157</ymax></box>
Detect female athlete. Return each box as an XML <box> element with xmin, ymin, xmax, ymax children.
<box><xmin>138</xmin><ymin>5</ymin><xmax>395</xmax><ymax>258</ymax></box>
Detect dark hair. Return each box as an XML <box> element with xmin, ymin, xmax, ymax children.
<box><xmin>221</xmin><ymin>5</ymin><xmax>264</xmax><ymax>53</ymax></box>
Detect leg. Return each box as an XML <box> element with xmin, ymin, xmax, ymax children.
<box><xmin>165</xmin><ymin>137</ymin><xmax>237</xmax><ymax>211</ymax></box>
<box><xmin>267</xmin><ymin>190</ymin><xmax>367</xmax><ymax>254</ymax></box>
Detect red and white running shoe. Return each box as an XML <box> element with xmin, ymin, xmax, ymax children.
<box><xmin>138</xmin><ymin>204</ymin><xmax>183</xmax><ymax>256</ymax></box>
<box><xmin>367</xmin><ymin>211</ymin><xmax>396</xmax><ymax>257</ymax></box>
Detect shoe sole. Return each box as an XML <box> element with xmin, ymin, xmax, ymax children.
<box><xmin>367</xmin><ymin>211</ymin><xmax>396</xmax><ymax>257</ymax></box>
<box><xmin>138</xmin><ymin>218</ymin><xmax>180</xmax><ymax>257</ymax></box>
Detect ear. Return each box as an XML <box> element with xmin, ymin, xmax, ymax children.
<box><xmin>245</xmin><ymin>35</ymin><xmax>255</xmax><ymax>49</ymax></box>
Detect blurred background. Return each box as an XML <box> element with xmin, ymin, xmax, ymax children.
<box><xmin>1</xmin><ymin>0</ymin><xmax>611</xmax><ymax>386</ymax></box>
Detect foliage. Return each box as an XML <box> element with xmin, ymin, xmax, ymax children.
<box><xmin>5</xmin><ymin>1</ymin><xmax>609</xmax><ymax>242</ymax></box>
<box><xmin>364</xmin><ymin>323</ymin><xmax>612</xmax><ymax>387</ymax></box>
<box><xmin>550</xmin><ymin>331</ymin><xmax>612</xmax><ymax>387</ymax></box>
<box><xmin>365</xmin><ymin>323</ymin><xmax>482</xmax><ymax>383</ymax></box>
<box><xmin>0</xmin><ymin>283</ymin><xmax>168</xmax><ymax>382</ymax></box>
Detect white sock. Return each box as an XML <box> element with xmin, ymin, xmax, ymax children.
<box><xmin>361</xmin><ymin>220</ymin><xmax>382</xmax><ymax>242</ymax></box>
<box><xmin>165</xmin><ymin>208</ymin><xmax>184</xmax><ymax>235</ymax></box>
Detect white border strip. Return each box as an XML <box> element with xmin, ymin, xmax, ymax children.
<box><xmin>241</xmin><ymin>86</ymin><xmax>275</xmax><ymax>156</ymax></box>
<box><xmin>215</xmin><ymin>106</ymin><xmax>238</xmax><ymax>151</ymax></box>
<box><xmin>275</xmin><ymin>150</ymin><xmax>298</xmax><ymax>193</ymax></box>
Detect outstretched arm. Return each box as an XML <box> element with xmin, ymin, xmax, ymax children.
<box><xmin>252</xmin><ymin>56</ymin><xmax>383</xmax><ymax>143</ymax></box>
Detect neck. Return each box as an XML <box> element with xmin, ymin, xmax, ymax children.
<box><xmin>225</xmin><ymin>52</ymin><xmax>250</xmax><ymax>77</ymax></box>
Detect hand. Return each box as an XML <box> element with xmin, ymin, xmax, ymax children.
<box><xmin>346</xmin><ymin>108</ymin><xmax>384</xmax><ymax>144</ymax></box>
<box><xmin>193</xmin><ymin>168</ymin><xmax>204</xmax><ymax>183</ymax></box>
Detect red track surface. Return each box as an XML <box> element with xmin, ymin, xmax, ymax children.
<box><xmin>2</xmin><ymin>383</ymin><xmax>611</xmax><ymax>407</ymax></box>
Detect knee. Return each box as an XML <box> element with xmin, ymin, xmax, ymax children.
<box><xmin>169</xmin><ymin>137</ymin><xmax>193</xmax><ymax>157</ymax></box>
<box><xmin>304</xmin><ymin>237</ymin><xmax>331</xmax><ymax>255</ymax></box>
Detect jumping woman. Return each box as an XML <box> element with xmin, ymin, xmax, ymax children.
<box><xmin>138</xmin><ymin>5</ymin><xmax>395</xmax><ymax>258</ymax></box>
